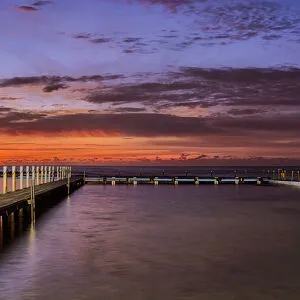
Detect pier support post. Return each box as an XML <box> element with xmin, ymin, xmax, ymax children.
<box><xmin>2</xmin><ymin>166</ymin><xmax>8</xmax><ymax>194</ymax></box>
<box><xmin>30</xmin><ymin>179</ymin><xmax>36</xmax><ymax>224</ymax></box>
<box><xmin>195</xmin><ymin>178</ymin><xmax>199</xmax><ymax>185</ymax></box>
<box><xmin>26</xmin><ymin>166</ymin><xmax>30</xmax><ymax>188</ymax></box>
<box><xmin>214</xmin><ymin>178</ymin><xmax>219</xmax><ymax>185</ymax></box>
<box><xmin>14</xmin><ymin>209</ymin><xmax>19</xmax><ymax>220</ymax></box>
<box><xmin>12</xmin><ymin>166</ymin><xmax>16</xmax><ymax>192</ymax></box>
<box><xmin>67</xmin><ymin>173</ymin><xmax>70</xmax><ymax>195</ymax></box>
<box><xmin>154</xmin><ymin>180</ymin><xmax>158</xmax><ymax>185</ymax></box>
<box><xmin>20</xmin><ymin>166</ymin><xmax>24</xmax><ymax>190</ymax></box>
<box><xmin>36</xmin><ymin>166</ymin><xmax>40</xmax><ymax>185</ymax></box>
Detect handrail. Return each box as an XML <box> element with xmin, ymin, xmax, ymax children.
<box><xmin>0</xmin><ymin>166</ymin><xmax>72</xmax><ymax>195</ymax></box>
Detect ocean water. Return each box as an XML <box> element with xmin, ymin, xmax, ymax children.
<box><xmin>1</xmin><ymin>183</ymin><xmax>300</xmax><ymax>299</ymax></box>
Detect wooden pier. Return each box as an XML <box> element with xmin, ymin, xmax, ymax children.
<box><xmin>0</xmin><ymin>166</ymin><xmax>84</xmax><ymax>236</ymax></box>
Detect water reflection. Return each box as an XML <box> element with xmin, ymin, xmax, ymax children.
<box><xmin>0</xmin><ymin>210</ymin><xmax>31</xmax><ymax>251</ymax></box>
<box><xmin>1</xmin><ymin>185</ymin><xmax>300</xmax><ymax>299</ymax></box>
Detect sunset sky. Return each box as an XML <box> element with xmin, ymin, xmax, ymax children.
<box><xmin>0</xmin><ymin>0</ymin><xmax>300</xmax><ymax>165</ymax></box>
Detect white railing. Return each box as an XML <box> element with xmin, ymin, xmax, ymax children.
<box><xmin>1</xmin><ymin>166</ymin><xmax>72</xmax><ymax>195</ymax></box>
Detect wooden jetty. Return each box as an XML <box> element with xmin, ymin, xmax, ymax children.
<box><xmin>85</xmin><ymin>176</ymin><xmax>268</xmax><ymax>185</ymax></box>
<box><xmin>0</xmin><ymin>166</ymin><xmax>84</xmax><ymax>232</ymax></box>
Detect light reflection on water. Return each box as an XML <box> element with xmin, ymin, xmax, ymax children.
<box><xmin>1</xmin><ymin>184</ymin><xmax>300</xmax><ymax>299</ymax></box>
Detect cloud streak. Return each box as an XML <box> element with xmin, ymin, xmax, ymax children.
<box><xmin>15</xmin><ymin>5</ymin><xmax>38</xmax><ymax>12</ymax></box>
<box><xmin>83</xmin><ymin>67</ymin><xmax>300</xmax><ymax>114</ymax></box>
<box><xmin>0</xmin><ymin>74</ymin><xmax>122</xmax><ymax>93</ymax></box>
<box><xmin>32</xmin><ymin>1</ymin><xmax>53</xmax><ymax>6</ymax></box>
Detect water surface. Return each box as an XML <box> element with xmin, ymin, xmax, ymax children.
<box><xmin>1</xmin><ymin>184</ymin><xmax>300</xmax><ymax>299</ymax></box>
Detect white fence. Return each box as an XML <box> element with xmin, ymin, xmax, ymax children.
<box><xmin>0</xmin><ymin>166</ymin><xmax>71</xmax><ymax>195</ymax></box>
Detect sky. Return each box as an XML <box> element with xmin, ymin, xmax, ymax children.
<box><xmin>0</xmin><ymin>0</ymin><xmax>300</xmax><ymax>165</ymax></box>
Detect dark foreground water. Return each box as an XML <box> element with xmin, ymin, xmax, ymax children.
<box><xmin>1</xmin><ymin>184</ymin><xmax>300</xmax><ymax>299</ymax></box>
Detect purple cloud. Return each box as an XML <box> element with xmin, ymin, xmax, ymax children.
<box><xmin>16</xmin><ymin>5</ymin><xmax>38</xmax><ymax>12</ymax></box>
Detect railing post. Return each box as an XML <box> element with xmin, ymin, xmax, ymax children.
<box><xmin>20</xmin><ymin>166</ymin><xmax>24</xmax><ymax>190</ymax></box>
<box><xmin>47</xmin><ymin>166</ymin><xmax>49</xmax><ymax>183</ymax></box>
<box><xmin>41</xmin><ymin>166</ymin><xmax>44</xmax><ymax>184</ymax></box>
<box><xmin>26</xmin><ymin>166</ymin><xmax>30</xmax><ymax>188</ymax></box>
<box><xmin>47</xmin><ymin>166</ymin><xmax>50</xmax><ymax>183</ymax></box>
<box><xmin>2</xmin><ymin>166</ymin><xmax>8</xmax><ymax>194</ymax></box>
<box><xmin>12</xmin><ymin>166</ymin><xmax>16</xmax><ymax>192</ymax></box>
<box><xmin>36</xmin><ymin>166</ymin><xmax>40</xmax><ymax>185</ymax></box>
<box><xmin>51</xmin><ymin>166</ymin><xmax>54</xmax><ymax>181</ymax></box>
<box><xmin>31</xmin><ymin>166</ymin><xmax>35</xmax><ymax>184</ymax></box>
<box><xmin>44</xmin><ymin>166</ymin><xmax>47</xmax><ymax>183</ymax></box>
<box><xmin>56</xmin><ymin>166</ymin><xmax>59</xmax><ymax>181</ymax></box>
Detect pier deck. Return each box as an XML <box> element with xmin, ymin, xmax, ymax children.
<box><xmin>0</xmin><ymin>177</ymin><xmax>83</xmax><ymax>216</ymax></box>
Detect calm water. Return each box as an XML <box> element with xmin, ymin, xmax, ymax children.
<box><xmin>1</xmin><ymin>184</ymin><xmax>300</xmax><ymax>299</ymax></box>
